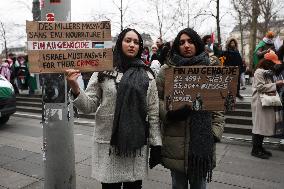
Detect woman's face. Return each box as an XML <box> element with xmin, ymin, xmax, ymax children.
<box><xmin>230</xmin><ymin>40</ymin><xmax>236</xmax><ymax>48</ymax></box>
<box><xmin>179</xmin><ymin>33</ymin><xmax>196</xmax><ymax>58</ymax></box>
<box><xmin>151</xmin><ymin>47</ymin><xmax>157</xmax><ymax>54</ymax></box>
<box><xmin>122</xmin><ymin>31</ymin><xmax>140</xmax><ymax>58</ymax></box>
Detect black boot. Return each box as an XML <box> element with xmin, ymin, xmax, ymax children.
<box><xmin>251</xmin><ymin>148</ymin><xmax>270</xmax><ymax>159</ymax></box>
<box><xmin>251</xmin><ymin>134</ymin><xmax>270</xmax><ymax>159</ymax></box>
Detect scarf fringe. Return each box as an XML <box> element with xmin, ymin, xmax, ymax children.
<box><xmin>188</xmin><ymin>154</ymin><xmax>213</xmax><ymax>183</ymax></box>
<box><xmin>109</xmin><ymin>146</ymin><xmax>143</xmax><ymax>158</ymax></box>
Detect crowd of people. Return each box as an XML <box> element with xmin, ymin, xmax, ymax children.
<box><xmin>66</xmin><ymin>26</ymin><xmax>255</xmax><ymax>189</ymax></box>
<box><xmin>65</xmin><ymin>27</ymin><xmax>284</xmax><ymax>189</ymax></box>
<box><xmin>0</xmin><ymin>53</ymin><xmax>36</xmax><ymax>95</ymax></box>
<box><xmin>2</xmin><ymin>26</ymin><xmax>283</xmax><ymax>188</ymax></box>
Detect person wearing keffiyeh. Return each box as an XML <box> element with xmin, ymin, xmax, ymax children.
<box><xmin>253</xmin><ymin>31</ymin><xmax>276</xmax><ymax>69</ymax></box>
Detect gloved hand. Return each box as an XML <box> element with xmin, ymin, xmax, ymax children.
<box><xmin>149</xmin><ymin>145</ymin><xmax>161</xmax><ymax>169</ymax></box>
<box><xmin>166</xmin><ymin>104</ymin><xmax>191</xmax><ymax>121</ymax></box>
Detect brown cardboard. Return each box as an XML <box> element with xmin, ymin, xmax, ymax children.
<box><xmin>26</xmin><ymin>21</ymin><xmax>112</xmax><ymax>41</ymax></box>
<box><xmin>164</xmin><ymin>66</ymin><xmax>239</xmax><ymax>111</ymax></box>
<box><xmin>28</xmin><ymin>49</ymin><xmax>113</xmax><ymax>73</ymax></box>
<box><xmin>26</xmin><ymin>21</ymin><xmax>113</xmax><ymax>73</ymax></box>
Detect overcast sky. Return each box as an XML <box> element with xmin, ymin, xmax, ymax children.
<box><xmin>0</xmin><ymin>0</ymin><xmax>235</xmax><ymax>51</ymax></box>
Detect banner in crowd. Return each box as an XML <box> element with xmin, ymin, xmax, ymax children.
<box><xmin>26</xmin><ymin>21</ymin><xmax>113</xmax><ymax>73</ymax></box>
<box><xmin>164</xmin><ymin>66</ymin><xmax>239</xmax><ymax>111</ymax></box>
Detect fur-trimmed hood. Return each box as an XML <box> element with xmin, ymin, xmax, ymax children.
<box><xmin>226</xmin><ymin>38</ymin><xmax>238</xmax><ymax>51</ymax></box>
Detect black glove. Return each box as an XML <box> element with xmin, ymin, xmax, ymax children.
<box><xmin>166</xmin><ymin>104</ymin><xmax>191</xmax><ymax>121</ymax></box>
<box><xmin>149</xmin><ymin>146</ymin><xmax>161</xmax><ymax>169</ymax></box>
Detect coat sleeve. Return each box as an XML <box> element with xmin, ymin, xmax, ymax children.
<box><xmin>254</xmin><ymin>70</ymin><xmax>276</xmax><ymax>93</ymax></box>
<box><xmin>156</xmin><ymin>65</ymin><xmax>168</xmax><ymax>122</ymax></box>
<box><xmin>147</xmin><ymin>77</ymin><xmax>162</xmax><ymax>146</ymax></box>
<box><xmin>211</xmin><ymin>111</ymin><xmax>225</xmax><ymax>142</ymax></box>
<box><xmin>70</xmin><ymin>72</ymin><xmax>102</xmax><ymax>114</ymax></box>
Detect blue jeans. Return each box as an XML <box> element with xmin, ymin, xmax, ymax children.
<box><xmin>171</xmin><ymin>170</ymin><xmax>206</xmax><ymax>189</ymax></box>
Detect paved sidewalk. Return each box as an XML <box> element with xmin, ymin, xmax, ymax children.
<box><xmin>1</xmin><ymin>116</ymin><xmax>284</xmax><ymax>189</ymax></box>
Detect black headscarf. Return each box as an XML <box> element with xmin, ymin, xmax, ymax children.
<box><xmin>109</xmin><ymin>28</ymin><xmax>151</xmax><ymax>156</ymax></box>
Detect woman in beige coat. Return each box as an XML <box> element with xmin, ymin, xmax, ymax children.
<box><xmin>66</xmin><ymin>28</ymin><xmax>162</xmax><ymax>189</ymax></box>
<box><xmin>251</xmin><ymin>50</ymin><xmax>284</xmax><ymax>159</ymax></box>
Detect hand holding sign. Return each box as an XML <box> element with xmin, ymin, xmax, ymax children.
<box><xmin>166</xmin><ymin>104</ymin><xmax>192</xmax><ymax>121</ymax></box>
<box><xmin>65</xmin><ymin>69</ymin><xmax>81</xmax><ymax>96</ymax></box>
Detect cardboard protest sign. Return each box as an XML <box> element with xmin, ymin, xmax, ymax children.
<box><xmin>164</xmin><ymin>66</ymin><xmax>239</xmax><ymax>111</ymax></box>
<box><xmin>26</xmin><ymin>21</ymin><xmax>113</xmax><ymax>73</ymax></box>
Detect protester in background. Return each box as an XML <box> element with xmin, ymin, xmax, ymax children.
<box><xmin>159</xmin><ymin>41</ymin><xmax>172</xmax><ymax>65</ymax></box>
<box><xmin>155</xmin><ymin>37</ymin><xmax>164</xmax><ymax>61</ymax></box>
<box><xmin>251</xmin><ymin>51</ymin><xmax>284</xmax><ymax>159</ymax></box>
<box><xmin>24</xmin><ymin>55</ymin><xmax>36</xmax><ymax>95</ymax></box>
<box><xmin>8</xmin><ymin>53</ymin><xmax>19</xmax><ymax>94</ymax></box>
<box><xmin>150</xmin><ymin>52</ymin><xmax>161</xmax><ymax>77</ymax></box>
<box><xmin>150</xmin><ymin>44</ymin><xmax>158</xmax><ymax>61</ymax></box>
<box><xmin>204</xmin><ymin>44</ymin><xmax>221</xmax><ymax>66</ymax></box>
<box><xmin>141</xmin><ymin>46</ymin><xmax>150</xmax><ymax>65</ymax></box>
<box><xmin>156</xmin><ymin>28</ymin><xmax>224</xmax><ymax>189</ymax></box>
<box><xmin>14</xmin><ymin>55</ymin><xmax>30</xmax><ymax>91</ymax></box>
<box><xmin>253</xmin><ymin>31</ymin><xmax>276</xmax><ymax>69</ymax></box>
<box><xmin>202</xmin><ymin>34</ymin><xmax>222</xmax><ymax>59</ymax></box>
<box><xmin>223</xmin><ymin>38</ymin><xmax>244</xmax><ymax>99</ymax></box>
<box><xmin>0</xmin><ymin>58</ymin><xmax>11</xmax><ymax>82</ymax></box>
<box><xmin>66</xmin><ymin>28</ymin><xmax>161</xmax><ymax>189</ymax></box>
<box><xmin>202</xmin><ymin>35</ymin><xmax>212</xmax><ymax>46</ymax></box>
<box><xmin>213</xmin><ymin>43</ymin><xmax>223</xmax><ymax>58</ymax></box>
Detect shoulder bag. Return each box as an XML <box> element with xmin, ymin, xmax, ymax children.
<box><xmin>260</xmin><ymin>91</ymin><xmax>282</xmax><ymax>107</ymax></box>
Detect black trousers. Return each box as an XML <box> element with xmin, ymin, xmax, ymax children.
<box><xmin>101</xmin><ymin>180</ymin><xmax>142</xmax><ymax>189</ymax></box>
<box><xmin>252</xmin><ymin>134</ymin><xmax>264</xmax><ymax>151</ymax></box>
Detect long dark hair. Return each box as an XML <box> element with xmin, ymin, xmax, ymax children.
<box><xmin>170</xmin><ymin>28</ymin><xmax>204</xmax><ymax>57</ymax></box>
<box><xmin>257</xmin><ymin>58</ymin><xmax>275</xmax><ymax>70</ymax></box>
<box><xmin>113</xmin><ymin>28</ymin><xmax>144</xmax><ymax>72</ymax></box>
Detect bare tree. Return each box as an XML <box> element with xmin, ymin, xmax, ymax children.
<box><xmin>0</xmin><ymin>0</ymin><xmax>33</xmax><ymax>55</ymax></box>
<box><xmin>14</xmin><ymin>0</ymin><xmax>32</xmax><ymax>11</ymax></box>
<box><xmin>232</xmin><ymin>0</ymin><xmax>248</xmax><ymax>57</ymax></box>
<box><xmin>173</xmin><ymin>0</ymin><xmax>201</xmax><ymax>30</ymax></box>
<box><xmin>193</xmin><ymin>0</ymin><xmax>223</xmax><ymax>44</ymax></box>
<box><xmin>146</xmin><ymin>0</ymin><xmax>185</xmax><ymax>40</ymax></box>
<box><xmin>249</xmin><ymin>0</ymin><xmax>260</xmax><ymax>69</ymax></box>
<box><xmin>112</xmin><ymin>0</ymin><xmax>134</xmax><ymax>32</ymax></box>
<box><xmin>258</xmin><ymin>0</ymin><xmax>284</xmax><ymax>36</ymax></box>
<box><xmin>0</xmin><ymin>21</ymin><xmax>8</xmax><ymax>58</ymax></box>
<box><xmin>215</xmin><ymin>0</ymin><xmax>221</xmax><ymax>45</ymax></box>
<box><xmin>231</xmin><ymin>0</ymin><xmax>284</xmax><ymax>68</ymax></box>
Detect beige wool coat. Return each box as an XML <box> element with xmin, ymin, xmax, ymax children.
<box><xmin>71</xmin><ymin>70</ymin><xmax>162</xmax><ymax>183</ymax></box>
<box><xmin>251</xmin><ymin>68</ymin><xmax>276</xmax><ymax>136</ymax></box>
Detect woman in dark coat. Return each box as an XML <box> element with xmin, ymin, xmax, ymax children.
<box><xmin>156</xmin><ymin>28</ymin><xmax>224</xmax><ymax>189</ymax></box>
<box><xmin>223</xmin><ymin>38</ymin><xmax>244</xmax><ymax>99</ymax></box>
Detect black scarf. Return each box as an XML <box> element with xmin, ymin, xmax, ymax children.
<box><xmin>110</xmin><ymin>59</ymin><xmax>150</xmax><ymax>156</ymax></box>
<box><xmin>170</xmin><ymin>51</ymin><xmax>210</xmax><ymax>66</ymax></box>
<box><xmin>170</xmin><ymin>52</ymin><xmax>214</xmax><ymax>182</ymax></box>
<box><xmin>188</xmin><ymin>111</ymin><xmax>214</xmax><ymax>183</ymax></box>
